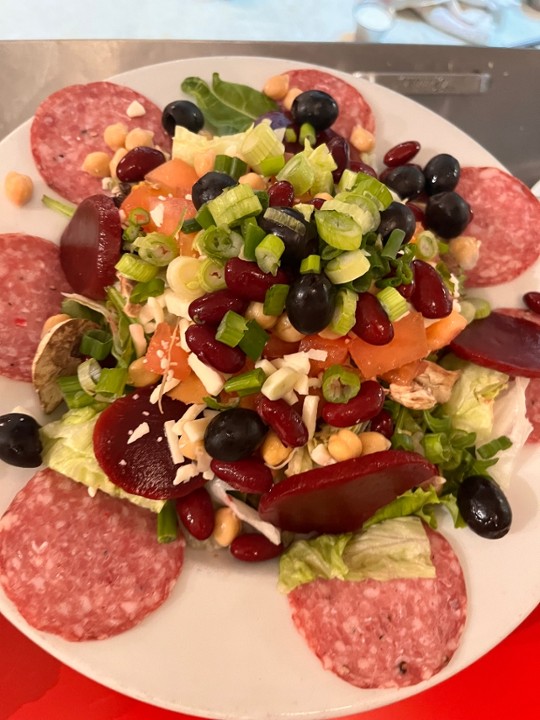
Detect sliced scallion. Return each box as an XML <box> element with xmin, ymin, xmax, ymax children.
<box><xmin>79</xmin><ymin>329</ymin><xmax>113</xmax><ymax>361</ymax></box>
<box><xmin>195</xmin><ymin>203</ymin><xmax>215</xmax><ymax>229</ymax></box>
<box><xmin>129</xmin><ymin>277</ymin><xmax>165</xmax><ymax>304</ymax></box>
<box><xmin>215</xmin><ymin>310</ymin><xmax>248</xmax><ymax>348</ymax></box>
<box><xmin>128</xmin><ymin>207</ymin><xmax>151</xmax><ymax>226</ymax></box>
<box><xmin>381</xmin><ymin>229</ymin><xmax>406</xmax><ymax>259</ymax></box>
<box><xmin>476</xmin><ymin>436</ymin><xmax>512</xmax><ymax>459</ymax></box>
<box><xmin>315</xmin><ymin>210</ymin><xmax>362</xmax><ymax>251</ymax></box>
<box><xmin>329</xmin><ymin>288</ymin><xmax>358</xmax><ymax>336</ymax></box>
<box><xmin>213</xmin><ymin>155</ymin><xmax>234</xmax><ymax>175</ymax></box>
<box><xmin>207</xmin><ymin>184</ymin><xmax>262</xmax><ymax>227</ymax></box>
<box><xmin>300</xmin><ymin>254</ymin><xmax>321</xmax><ymax>274</ymax></box>
<box><xmin>276</xmin><ymin>153</ymin><xmax>314</xmax><ymax>196</ymax></box>
<box><xmin>57</xmin><ymin>375</ymin><xmax>85</xmax><ymax>395</ymax></box>
<box><xmin>376</xmin><ymin>286</ymin><xmax>408</xmax><ymax>322</ymax></box>
<box><xmin>230</xmin><ymin>157</ymin><xmax>249</xmax><ymax>180</ymax></box>
<box><xmin>255</xmin><ymin>190</ymin><xmax>270</xmax><ymax>213</ymax></box>
<box><xmin>241</xmin><ymin>122</ymin><xmax>285</xmax><ymax>170</ymax></box>
<box><xmin>181</xmin><ymin>217</ymin><xmax>201</xmax><ymax>234</ymax></box>
<box><xmin>238</xmin><ymin>319</ymin><xmax>269</xmax><ymax>361</ymax></box>
<box><xmin>322</xmin><ymin>365</ymin><xmax>361</xmax><ymax>404</ymax></box>
<box><xmin>77</xmin><ymin>358</ymin><xmax>102</xmax><ymax>395</ymax></box>
<box><xmin>324</xmin><ymin>249</ymin><xmax>370</xmax><ymax>285</ymax></box>
<box><xmin>263</xmin><ymin>284</ymin><xmax>289</xmax><ymax>316</ymax></box>
<box><xmin>133</xmin><ymin>232</ymin><xmax>178</xmax><ymax>267</ymax></box>
<box><xmin>198</xmin><ymin>258</ymin><xmax>226</xmax><ymax>293</ymax></box>
<box><xmin>415</xmin><ymin>231</ymin><xmax>439</xmax><ymax>261</ymax></box>
<box><xmin>255</xmin><ymin>233</ymin><xmax>285</xmax><ymax>276</ymax></box>
<box><xmin>352</xmin><ymin>175</ymin><xmax>393</xmax><ymax>210</ymax></box>
<box><xmin>468</xmin><ymin>296</ymin><xmax>491</xmax><ymax>320</ymax></box>
<box><xmin>197</xmin><ymin>225</ymin><xmax>243</xmax><ymax>261</ymax></box>
<box><xmin>241</xmin><ymin>218</ymin><xmax>266</xmax><ymax>261</ymax></box>
<box><xmin>284</xmin><ymin>127</ymin><xmax>297</xmax><ymax>144</ymax></box>
<box><xmin>337</xmin><ymin>169</ymin><xmax>358</xmax><ymax>193</ymax></box>
<box><xmin>41</xmin><ymin>194</ymin><xmax>76</xmax><ymax>218</ymax></box>
<box><xmin>299</xmin><ymin>122</ymin><xmax>316</xmax><ymax>146</ymax></box>
<box><xmin>324</xmin><ymin>193</ymin><xmax>380</xmax><ymax>234</ymax></box>
<box><xmin>223</xmin><ymin>368</ymin><xmax>267</xmax><ymax>396</ymax></box>
<box><xmin>259</xmin><ymin>154</ymin><xmax>285</xmax><ymax>177</ymax></box>
<box><xmin>157</xmin><ymin>501</ymin><xmax>178</xmax><ymax>544</ymax></box>
<box><xmin>94</xmin><ymin>367</ymin><xmax>128</xmax><ymax>399</ymax></box>
<box><xmin>115</xmin><ymin>254</ymin><xmax>159</xmax><ymax>282</ymax></box>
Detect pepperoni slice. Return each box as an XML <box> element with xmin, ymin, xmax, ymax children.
<box><xmin>282</xmin><ymin>69</ymin><xmax>375</xmax><ymax>139</ymax></box>
<box><xmin>0</xmin><ymin>233</ymin><xmax>71</xmax><ymax>382</ymax></box>
<box><xmin>456</xmin><ymin>167</ymin><xmax>540</xmax><ymax>288</ymax></box>
<box><xmin>93</xmin><ymin>387</ymin><xmax>205</xmax><ymax>499</ymax></box>
<box><xmin>288</xmin><ymin>524</ymin><xmax>467</xmax><ymax>689</ymax></box>
<box><xmin>258</xmin><ymin>450</ymin><xmax>437</xmax><ymax>533</ymax></box>
<box><xmin>0</xmin><ymin>469</ymin><xmax>184</xmax><ymax>641</ymax></box>
<box><xmin>31</xmin><ymin>81</ymin><xmax>171</xmax><ymax>204</ymax></box>
<box><xmin>450</xmin><ymin>311</ymin><xmax>540</xmax><ymax>378</ymax></box>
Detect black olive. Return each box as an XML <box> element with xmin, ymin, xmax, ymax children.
<box><xmin>286</xmin><ymin>273</ymin><xmax>336</xmax><ymax>334</ymax></box>
<box><xmin>457</xmin><ymin>475</ymin><xmax>512</xmax><ymax>539</ymax></box>
<box><xmin>204</xmin><ymin>409</ymin><xmax>267</xmax><ymax>462</ymax></box>
<box><xmin>191</xmin><ymin>171</ymin><xmax>238</xmax><ymax>210</ymax></box>
<box><xmin>380</xmin><ymin>165</ymin><xmax>425</xmax><ymax>200</ymax></box>
<box><xmin>423</xmin><ymin>153</ymin><xmax>460</xmax><ymax>195</ymax></box>
<box><xmin>291</xmin><ymin>90</ymin><xmax>339</xmax><ymax>132</ymax></box>
<box><xmin>377</xmin><ymin>201</ymin><xmax>416</xmax><ymax>244</ymax></box>
<box><xmin>0</xmin><ymin>413</ymin><xmax>42</xmax><ymax>468</ymax></box>
<box><xmin>424</xmin><ymin>191</ymin><xmax>471</xmax><ymax>239</ymax></box>
<box><xmin>162</xmin><ymin>100</ymin><xmax>204</xmax><ymax>137</ymax></box>
<box><xmin>259</xmin><ymin>207</ymin><xmax>318</xmax><ymax>266</ymax></box>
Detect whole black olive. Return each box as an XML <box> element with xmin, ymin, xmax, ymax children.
<box><xmin>259</xmin><ymin>207</ymin><xmax>318</xmax><ymax>266</ymax></box>
<box><xmin>423</xmin><ymin>153</ymin><xmax>460</xmax><ymax>195</ymax></box>
<box><xmin>377</xmin><ymin>201</ymin><xmax>417</xmax><ymax>244</ymax></box>
<box><xmin>192</xmin><ymin>172</ymin><xmax>238</xmax><ymax>210</ymax></box>
<box><xmin>457</xmin><ymin>475</ymin><xmax>512</xmax><ymax>539</ymax></box>
<box><xmin>204</xmin><ymin>409</ymin><xmax>267</xmax><ymax>462</ymax></box>
<box><xmin>286</xmin><ymin>273</ymin><xmax>336</xmax><ymax>334</ymax></box>
<box><xmin>380</xmin><ymin>165</ymin><xmax>425</xmax><ymax>200</ymax></box>
<box><xmin>291</xmin><ymin>90</ymin><xmax>339</xmax><ymax>132</ymax></box>
<box><xmin>162</xmin><ymin>100</ymin><xmax>204</xmax><ymax>137</ymax></box>
<box><xmin>424</xmin><ymin>191</ymin><xmax>471</xmax><ymax>239</ymax></box>
<box><xmin>0</xmin><ymin>413</ymin><xmax>42</xmax><ymax>468</ymax></box>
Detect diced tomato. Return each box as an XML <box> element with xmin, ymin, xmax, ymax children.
<box><xmin>145</xmin><ymin>158</ymin><xmax>199</xmax><ymax>196</ymax></box>
<box><xmin>262</xmin><ymin>334</ymin><xmax>301</xmax><ymax>360</ymax></box>
<box><xmin>380</xmin><ymin>359</ymin><xmax>427</xmax><ymax>386</ymax></box>
<box><xmin>348</xmin><ymin>311</ymin><xmax>429</xmax><ymax>379</ymax></box>
<box><xmin>299</xmin><ymin>335</ymin><xmax>350</xmax><ymax>375</ymax></box>
<box><xmin>425</xmin><ymin>309</ymin><xmax>468</xmax><ymax>352</ymax></box>
<box><xmin>143</xmin><ymin>322</ymin><xmax>191</xmax><ymax>380</ymax></box>
<box><xmin>120</xmin><ymin>183</ymin><xmax>162</xmax><ymax>222</ymax></box>
<box><xmin>167</xmin><ymin>371</ymin><xmax>206</xmax><ymax>404</ymax></box>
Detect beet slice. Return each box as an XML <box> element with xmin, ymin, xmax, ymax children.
<box><xmin>258</xmin><ymin>450</ymin><xmax>437</xmax><ymax>533</ymax></box>
<box><xmin>450</xmin><ymin>311</ymin><xmax>540</xmax><ymax>378</ymax></box>
<box><xmin>60</xmin><ymin>194</ymin><xmax>122</xmax><ymax>300</ymax></box>
<box><xmin>93</xmin><ymin>387</ymin><xmax>205</xmax><ymax>499</ymax></box>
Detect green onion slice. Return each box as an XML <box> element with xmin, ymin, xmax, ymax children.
<box><xmin>300</xmin><ymin>254</ymin><xmax>321</xmax><ymax>274</ymax></box>
<box><xmin>129</xmin><ymin>277</ymin><xmax>165</xmax><ymax>304</ymax></box>
<box><xmin>181</xmin><ymin>217</ymin><xmax>201</xmax><ymax>234</ymax></box>
<box><xmin>207</xmin><ymin>184</ymin><xmax>262</xmax><ymax>227</ymax></box>
<box><xmin>128</xmin><ymin>207</ymin><xmax>151</xmax><ymax>226</ymax></box>
<box><xmin>115</xmin><ymin>253</ymin><xmax>159</xmax><ymax>282</ymax></box>
<box><xmin>255</xmin><ymin>233</ymin><xmax>285</xmax><ymax>276</ymax></box>
<box><xmin>381</xmin><ymin>229</ymin><xmax>406</xmax><ymax>259</ymax></box>
<box><xmin>299</xmin><ymin>122</ymin><xmax>316</xmax><ymax>146</ymax></box>
<box><xmin>352</xmin><ymin>174</ymin><xmax>393</xmax><ymax>209</ymax></box>
<box><xmin>77</xmin><ymin>358</ymin><xmax>102</xmax><ymax>395</ymax></box>
<box><xmin>263</xmin><ymin>284</ymin><xmax>289</xmax><ymax>316</ymax></box>
<box><xmin>94</xmin><ymin>367</ymin><xmax>128</xmax><ymax>400</ymax></box>
<box><xmin>322</xmin><ymin>365</ymin><xmax>361</xmax><ymax>404</ymax></box>
<box><xmin>196</xmin><ymin>225</ymin><xmax>243</xmax><ymax>261</ymax></box>
<box><xmin>376</xmin><ymin>286</ymin><xmax>408</xmax><ymax>322</ymax></box>
<box><xmin>276</xmin><ymin>153</ymin><xmax>314</xmax><ymax>196</ymax></box>
<box><xmin>315</xmin><ymin>210</ymin><xmax>362</xmax><ymax>251</ymax></box>
<box><xmin>259</xmin><ymin>155</ymin><xmax>285</xmax><ymax>177</ymax></box>
<box><xmin>215</xmin><ymin>311</ymin><xmax>248</xmax><ymax>348</ymax></box>
<box><xmin>238</xmin><ymin>319</ymin><xmax>269</xmax><ymax>361</ymax></box>
<box><xmin>324</xmin><ymin>249</ymin><xmax>370</xmax><ymax>285</ymax></box>
<box><xmin>223</xmin><ymin>368</ymin><xmax>267</xmax><ymax>396</ymax></box>
<box><xmin>157</xmin><ymin>501</ymin><xmax>178</xmax><ymax>544</ymax></box>
<box><xmin>198</xmin><ymin>258</ymin><xmax>227</xmax><ymax>293</ymax></box>
<box><xmin>476</xmin><ymin>436</ymin><xmax>512</xmax><ymax>459</ymax></box>
<box><xmin>133</xmin><ymin>232</ymin><xmax>179</xmax><ymax>267</ymax></box>
<box><xmin>79</xmin><ymin>329</ymin><xmax>113</xmax><ymax>361</ymax></box>
<box><xmin>241</xmin><ymin>122</ymin><xmax>285</xmax><ymax>170</ymax></box>
<box><xmin>41</xmin><ymin>194</ymin><xmax>76</xmax><ymax>218</ymax></box>
<box><xmin>242</xmin><ymin>219</ymin><xmax>267</xmax><ymax>261</ymax></box>
<box><xmin>415</xmin><ymin>231</ymin><xmax>439</xmax><ymax>261</ymax></box>
<box><xmin>330</xmin><ymin>288</ymin><xmax>358</xmax><ymax>336</ymax></box>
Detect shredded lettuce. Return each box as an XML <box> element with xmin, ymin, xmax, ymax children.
<box><xmin>173</xmin><ymin>125</ymin><xmax>253</xmax><ymax>166</ymax></box>
<box><xmin>363</xmin><ymin>486</ymin><xmax>465</xmax><ymax>530</ymax></box>
<box><xmin>278</xmin><ymin>517</ymin><xmax>435</xmax><ymax>593</ymax></box>
<box><xmin>41</xmin><ymin>407</ymin><xmax>164</xmax><ymax>512</ymax></box>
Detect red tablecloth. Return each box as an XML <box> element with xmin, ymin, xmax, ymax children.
<box><xmin>1</xmin><ymin>604</ymin><xmax>538</xmax><ymax>720</ymax></box>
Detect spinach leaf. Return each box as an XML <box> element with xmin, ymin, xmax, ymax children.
<box><xmin>181</xmin><ymin>74</ymin><xmax>277</xmax><ymax>135</ymax></box>
<box><xmin>211</xmin><ymin>73</ymin><xmax>277</xmax><ymax>120</ymax></box>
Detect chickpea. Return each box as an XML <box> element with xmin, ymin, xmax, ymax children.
<box><xmin>261</xmin><ymin>430</ymin><xmax>292</xmax><ymax>467</ymax></box>
<box><xmin>263</xmin><ymin>74</ymin><xmax>289</xmax><ymax>101</ymax></box>
<box><xmin>178</xmin><ymin>439</ymin><xmax>204</xmax><ymax>461</ymax></box>
<box><xmin>448</xmin><ymin>236</ymin><xmax>480</xmax><ymax>271</ymax></box>
<box><xmin>357</xmin><ymin>431</ymin><xmax>391</xmax><ymax>456</ymax></box>
<box><xmin>273</xmin><ymin>313</ymin><xmax>305</xmax><ymax>343</ymax></box>
<box><xmin>327</xmin><ymin>429</ymin><xmax>364</xmax><ymax>462</ymax></box>
<box><xmin>350</xmin><ymin>125</ymin><xmax>375</xmax><ymax>154</ymax></box>
<box><xmin>245</xmin><ymin>302</ymin><xmax>278</xmax><ymax>330</ymax></box>
<box><xmin>213</xmin><ymin>507</ymin><xmax>243</xmax><ymax>547</ymax></box>
<box><xmin>81</xmin><ymin>151</ymin><xmax>111</xmax><ymax>178</ymax></box>
<box><xmin>124</xmin><ymin>127</ymin><xmax>154</xmax><ymax>151</ymax></box>
<box><xmin>238</xmin><ymin>172</ymin><xmax>267</xmax><ymax>192</ymax></box>
<box><xmin>109</xmin><ymin>147</ymin><xmax>128</xmax><ymax>179</ymax></box>
<box><xmin>40</xmin><ymin>313</ymin><xmax>70</xmax><ymax>338</ymax></box>
<box><xmin>4</xmin><ymin>171</ymin><xmax>34</xmax><ymax>206</ymax></box>
<box><xmin>282</xmin><ymin>87</ymin><xmax>303</xmax><ymax>112</ymax></box>
<box><xmin>127</xmin><ymin>357</ymin><xmax>161</xmax><ymax>387</ymax></box>
<box><xmin>103</xmin><ymin>122</ymin><xmax>128</xmax><ymax>150</ymax></box>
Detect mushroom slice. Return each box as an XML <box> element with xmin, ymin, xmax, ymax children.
<box><xmin>32</xmin><ymin>318</ymin><xmax>97</xmax><ymax>413</ymax></box>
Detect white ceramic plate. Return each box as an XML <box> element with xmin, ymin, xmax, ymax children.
<box><xmin>0</xmin><ymin>56</ymin><xmax>539</xmax><ymax>719</ymax></box>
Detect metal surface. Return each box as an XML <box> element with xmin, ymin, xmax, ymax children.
<box><xmin>1</xmin><ymin>39</ymin><xmax>539</xmax><ymax>185</ymax></box>
<box><xmin>354</xmin><ymin>71</ymin><xmax>491</xmax><ymax>95</ymax></box>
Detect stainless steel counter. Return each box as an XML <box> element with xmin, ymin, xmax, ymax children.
<box><xmin>1</xmin><ymin>40</ymin><xmax>539</xmax><ymax>185</ymax></box>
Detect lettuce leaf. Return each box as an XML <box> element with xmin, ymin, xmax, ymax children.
<box><xmin>278</xmin><ymin>517</ymin><xmax>435</xmax><ymax>594</ymax></box>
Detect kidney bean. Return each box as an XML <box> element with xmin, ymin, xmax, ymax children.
<box><xmin>210</xmin><ymin>457</ymin><xmax>273</xmax><ymax>494</ymax></box>
<box><xmin>176</xmin><ymin>487</ymin><xmax>215</xmax><ymax>541</ymax></box>
<box><xmin>185</xmin><ymin>324</ymin><xmax>245</xmax><ymax>374</ymax></box>
<box><xmin>188</xmin><ymin>289</ymin><xmax>248</xmax><ymax>326</ymax></box>
<box><xmin>116</xmin><ymin>146</ymin><xmax>166</xmax><ymax>183</ymax></box>
<box><xmin>321</xmin><ymin>380</ymin><xmax>385</xmax><ymax>428</ymax></box>
<box><xmin>256</xmin><ymin>396</ymin><xmax>308</xmax><ymax>447</ymax></box>
<box><xmin>225</xmin><ymin>258</ymin><xmax>290</xmax><ymax>302</ymax></box>
<box><xmin>370</xmin><ymin>409</ymin><xmax>394</xmax><ymax>439</ymax></box>
<box><xmin>268</xmin><ymin>180</ymin><xmax>295</xmax><ymax>207</ymax></box>
<box><xmin>349</xmin><ymin>159</ymin><xmax>377</xmax><ymax>178</ymax></box>
<box><xmin>410</xmin><ymin>259</ymin><xmax>453</xmax><ymax>319</ymax></box>
<box><xmin>311</xmin><ymin>197</ymin><xmax>326</xmax><ymax>210</ymax></box>
<box><xmin>326</xmin><ymin>134</ymin><xmax>350</xmax><ymax>182</ymax></box>
<box><xmin>383</xmin><ymin>141</ymin><xmax>421</xmax><ymax>168</ymax></box>
<box><xmin>524</xmin><ymin>291</ymin><xmax>540</xmax><ymax>315</ymax></box>
<box><xmin>352</xmin><ymin>292</ymin><xmax>394</xmax><ymax>345</ymax></box>
<box><xmin>406</xmin><ymin>202</ymin><xmax>425</xmax><ymax>224</ymax></box>
<box><xmin>230</xmin><ymin>533</ymin><xmax>284</xmax><ymax>562</ymax></box>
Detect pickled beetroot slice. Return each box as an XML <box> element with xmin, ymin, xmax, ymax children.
<box><xmin>93</xmin><ymin>387</ymin><xmax>205</xmax><ymax>500</ymax></box>
<box><xmin>450</xmin><ymin>312</ymin><xmax>540</xmax><ymax>378</ymax></box>
<box><xmin>258</xmin><ymin>450</ymin><xmax>437</xmax><ymax>534</ymax></box>
<box><xmin>60</xmin><ymin>194</ymin><xmax>122</xmax><ymax>300</ymax></box>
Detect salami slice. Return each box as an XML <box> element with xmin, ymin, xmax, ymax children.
<box><xmin>282</xmin><ymin>69</ymin><xmax>375</xmax><ymax>139</ymax></box>
<box><xmin>31</xmin><ymin>81</ymin><xmax>171</xmax><ymax>204</ymax></box>
<box><xmin>0</xmin><ymin>233</ymin><xmax>71</xmax><ymax>382</ymax></box>
<box><xmin>288</xmin><ymin>525</ymin><xmax>466</xmax><ymax>689</ymax></box>
<box><xmin>456</xmin><ymin>167</ymin><xmax>540</xmax><ymax>288</ymax></box>
<box><xmin>0</xmin><ymin>469</ymin><xmax>184</xmax><ymax>641</ymax></box>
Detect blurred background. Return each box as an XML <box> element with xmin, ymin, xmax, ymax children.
<box><xmin>1</xmin><ymin>0</ymin><xmax>539</xmax><ymax>47</ymax></box>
